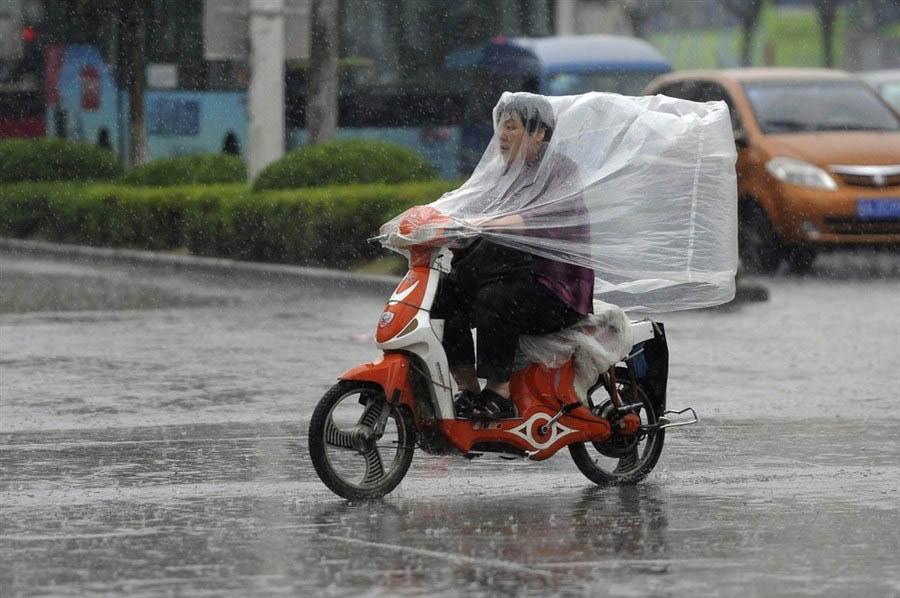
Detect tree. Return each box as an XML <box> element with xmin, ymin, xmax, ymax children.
<box><xmin>76</xmin><ymin>0</ymin><xmax>147</xmax><ymax>166</ymax></box>
<box><xmin>622</xmin><ymin>0</ymin><xmax>671</xmax><ymax>38</ymax></box>
<box><xmin>307</xmin><ymin>0</ymin><xmax>338</xmax><ymax>144</ymax></box>
<box><xmin>718</xmin><ymin>0</ymin><xmax>767</xmax><ymax>67</ymax></box>
<box><xmin>117</xmin><ymin>0</ymin><xmax>147</xmax><ymax>166</ymax></box>
<box><xmin>814</xmin><ymin>0</ymin><xmax>839</xmax><ymax>68</ymax></box>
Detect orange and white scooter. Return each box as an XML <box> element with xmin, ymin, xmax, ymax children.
<box><xmin>308</xmin><ymin>207</ymin><xmax>696</xmax><ymax>500</ymax></box>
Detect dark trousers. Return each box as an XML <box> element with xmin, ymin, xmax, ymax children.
<box><xmin>432</xmin><ymin>273</ymin><xmax>583</xmax><ymax>381</ymax></box>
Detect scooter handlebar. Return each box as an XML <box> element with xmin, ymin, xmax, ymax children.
<box><xmin>379</xmin><ymin>206</ymin><xmax>477</xmax><ymax>249</ymax></box>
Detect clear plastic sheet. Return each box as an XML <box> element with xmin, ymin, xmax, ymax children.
<box><xmin>514</xmin><ymin>301</ymin><xmax>632</xmax><ymax>404</ymax></box>
<box><xmin>381</xmin><ymin>91</ymin><xmax>739</xmax><ymax>312</ymax></box>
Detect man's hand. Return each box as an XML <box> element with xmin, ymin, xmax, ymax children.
<box><xmin>472</xmin><ymin>214</ymin><xmax>526</xmax><ymax>230</ymax></box>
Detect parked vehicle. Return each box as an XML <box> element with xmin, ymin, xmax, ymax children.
<box><xmin>308</xmin><ymin>208</ymin><xmax>697</xmax><ymax>500</ymax></box>
<box><xmin>0</xmin><ymin>3</ymin><xmax>45</xmax><ymax>139</ymax></box>
<box><xmin>860</xmin><ymin>69</ymin><xmax>900</xmax><ymax>113</ymax></box>
<box><xmin>42</xmin><ymin>45</ymin><xmax>247</xmax><ymax>164</ymax></box>
<box><xmin>465</xmin><ymin>34</ymin><xmax>673</xmax><ymax>96</ymax></box>
<box><xmin>645</xmin><ymin>69</ymin><xmax>900</xmax><ymax>273</ymax></box>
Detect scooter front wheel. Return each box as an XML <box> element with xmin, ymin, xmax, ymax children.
<box><xmin>309</xmin><ymin>380</ymin><xmax>416</xmax><ymax>500</ymax></box>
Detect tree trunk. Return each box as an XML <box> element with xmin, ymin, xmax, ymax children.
<box><xmin>307</xmin><ymin>0</ymin><xmax>339</xmax><ymax>144</ymax></box>
<box><xmin>718</xmin><ymin>0</ymin><xmax>766</xmax><ymax>67</ymax></box>
<box><xmin>623</xmin><ymin>1</ymin><xmax>648</xmax><ymax>38</ymax></box>
<box><xmin>124</xmin><ymin>1</ymin><xmax>147</xmax><ymax>167</ymax></box>
<box><xmin>821</xmin><ymin>16</ymin><xmax>834</xmax><ymax>67</ymax></box>
<box><xmin>815</xmin><ymin>1</ymin><xmax>838</xmax><ymax>68</ymax></box>
<box><xmin>741</xmin><ymin>16</ymin><xmax>757</xmax><ymax>66</ymax></box>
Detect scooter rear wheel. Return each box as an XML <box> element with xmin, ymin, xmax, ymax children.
<box><xmin>569</xmin><ymin>368</ymin><xmax>665</xmax><ymax>486</ymax></box>
<box><xmin>309</xmin><ymin>381</ymin><xmax>416</xmax><ymax>500</ymax></box>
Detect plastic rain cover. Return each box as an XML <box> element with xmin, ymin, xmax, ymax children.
<box><xmin>381</xmin><ymin>91</ymin><xmax>738</xmax><ymax>312</ymax></box>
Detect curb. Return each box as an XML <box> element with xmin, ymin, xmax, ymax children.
<box><xmin>0</xmin><ymin>237</ymin><xmax>399</xmax><ymax>292</ymax></box>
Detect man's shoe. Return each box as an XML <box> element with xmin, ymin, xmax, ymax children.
<box><xmin>454</xmin><ymin>390</ymin><xmax>479</xmax><ymax>419</ymax></box>
<box><xmin>471</xmin><ymin>389</ymin><xmax>517</xmax><ymax>420</ymax></box>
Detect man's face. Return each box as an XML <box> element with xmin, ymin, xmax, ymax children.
<box><xmin>498</xmin><ymin>113</ymin><xmax>544</xmax><ymax>164</ymax></box>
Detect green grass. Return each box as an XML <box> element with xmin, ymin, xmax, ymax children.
<box><xmin>649</xmin><ymin>7</ymin><xmax>852</xmax><ymax>70</ymax></box>
<box><xmin>650</xmin><ymin>29</ymin><xmax>728</xmax><ymax>70</ymax></box>
<box><xmin>759</xmin><ymin>7</ymin><xmax>849</xmax><ymax>67</ymax></box>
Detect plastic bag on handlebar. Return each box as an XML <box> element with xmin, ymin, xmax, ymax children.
<box><xmin>379</xmin><ymin>91</ymin><xmax>738</xmax><ymax>312</ymax></box>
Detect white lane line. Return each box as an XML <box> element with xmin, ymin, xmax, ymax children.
<box><xmin>319</xmin><ymin>534</ymin><xmax>555</xmax><ymax>579</ymax></box>
<box><xmin>531</xmin><ymin>558</ymin><xmax>732</xmax><ymax>570</ymax></box>
<box><xmin>2</xmin><ymin>530</ymin><xmax>162</xmax><ymax>541</ymax></box>
<box><xmin>0</xmin><ymin>435</ymin><xmax>302</xmax><ymax>451</ymax></box>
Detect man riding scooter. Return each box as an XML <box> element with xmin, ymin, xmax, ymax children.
<box><xmin>309</xmin><ymin>90</ymin><xmax>736</xmax><ymax>499</ymax></box>
<box><xmin>429</xmin><ymin>93</ymin><xmax>594</xmax><ymax>420</ymax></box>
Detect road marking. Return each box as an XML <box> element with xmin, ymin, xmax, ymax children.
<box><xmin>0</xmin><ymin>435</ymin><xmax>302</xmax><ymax>451</ymax></box>
<box><xmin>2</xmin><ymin>530</ymin><xmax>162</xmax><ymax>541</ymax></box>
<box><xmin>319</xmin><ymin>534</ymin><xmax>555</xmax><ymax>579</ymax></box>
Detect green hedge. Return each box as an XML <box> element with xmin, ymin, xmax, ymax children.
<box><xmin>252</xmin><ymin>139</ymin><xmax>438</xmax><ymax>191</ymax></box>
<box><xmin>0</xmin><ymin>139</ymin><xmax>123</xmax><ymax>183</ymax></box>
<box><xmin>0</xmin><ymin>180</ymin><xmax>456</xmax><ymax>266</ymax></box>
<box><xmin>121</xmin><ymin>154</ymin><xmax>247</xmax><ymax>186</ymax></box>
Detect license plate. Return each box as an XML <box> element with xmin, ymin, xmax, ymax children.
<box><xmin>857</xmin><ymin>199</ymin><xmax>900</xmax><ymax>220</ymax></box>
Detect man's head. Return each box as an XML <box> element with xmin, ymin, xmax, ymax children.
<box><xmin>494</xmin><ymin>93</ymin><xmax>555</xmax><ymax>164</ymax></box>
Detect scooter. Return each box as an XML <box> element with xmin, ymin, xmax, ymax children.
<box><xmin>308</xmin><ymin>208</ymin><xmax>697</xmax><ymax>500</ymax></box>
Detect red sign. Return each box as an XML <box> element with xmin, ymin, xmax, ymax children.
<box><xmin>80</xmin><ymin>65</ymin><xmax>101</xmax><ymax>111</ymax></box>
<box><xmin>21</xmin><ymin>26</ymin><xmax>37</xmax><ymax>44</ymax></box>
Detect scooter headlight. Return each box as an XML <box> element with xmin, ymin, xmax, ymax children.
<box><xmin>765</xmin><ymin>157</ymin><xmax>837</xmax><ymax>191</ymax></box>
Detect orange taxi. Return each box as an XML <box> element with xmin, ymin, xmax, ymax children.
<box><xmin>645</xmin><ymin>69</ymin><xmax>900</xmax><ymax>272</ymax></box>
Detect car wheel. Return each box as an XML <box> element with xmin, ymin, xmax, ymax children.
<box><xmin>739</xmin><ymin>202</ymin><xmax>782</xmax><ymax>274</ymax></box>
<box><xmin>785</xmin><ymin>246</ymin><xmax>817</xmax><ymax>274</ymax></box>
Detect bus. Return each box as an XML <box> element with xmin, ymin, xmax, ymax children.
<box><xmin>41</xmin><ymin>44</ymin><xmax>246</xmax><ymax>164</ymax></box>
<box><xmin>286</xmin><ymin>35</ymin><xmax>673</xmax><ymax>176</ymax></box>
<box><xmin>43</xmin><ymin>35</ymin><xmax>671</xmax><ymax>177</ymax></box>
<box><xmin>448</xmin><ymin>35</ymin><xmax>673</xmax><ymax>170</ymax></box>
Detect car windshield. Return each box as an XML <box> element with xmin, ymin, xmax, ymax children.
<box><xmin>547</xmin><ymin>71</ymin><xmax>662</xmax><ymax>96</ymax></box>
<box><xmin>743</xmin><ymin>81</ymin><xmax>900</xmax><ymax>134</ymax></box>
<box><xmin>877</xmin><ymin>81</ymin><xmax>900</xmax><ymax>112</ymax></box>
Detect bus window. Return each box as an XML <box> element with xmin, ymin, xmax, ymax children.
<box><xmin>547</xmin><ymin>71</ymin><xmax>667</xmax><ymax>96</ymax></box>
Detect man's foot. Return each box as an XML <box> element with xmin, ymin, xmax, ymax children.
<box><xmin>454</xmin><ymin>390</ymin><xmax>480</xmax><ymax>419</ymax></box>
<box><xmin>471</xmin><ymin>389</ymin><xmax>517</xmax><ymax>420</ymax></box>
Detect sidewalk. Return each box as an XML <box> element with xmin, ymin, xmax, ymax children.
<box><xmin>0</xmin><ymin>237</ymin><xmax>398</xmax><ymax>292</ymax></box>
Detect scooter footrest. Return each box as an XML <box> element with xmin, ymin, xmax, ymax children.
<box><xmin>657</xmin><ymin>407</ymin><xmax>698</xmax><ymax>429</ymax></box>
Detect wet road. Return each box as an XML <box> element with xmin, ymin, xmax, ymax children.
<box><xmin>1</xmin><ymin>246</ymin><xmax>898</xmax><ymax>597</ymax></box>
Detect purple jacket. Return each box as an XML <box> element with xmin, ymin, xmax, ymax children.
<box><xmin>504</xmin><ymin>148</ymin><xmax>595</xmax><ymax>315</ymax></box>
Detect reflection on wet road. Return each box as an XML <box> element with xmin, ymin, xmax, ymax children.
<box><xmin>1</xmin><ymin>247</ymin><xmax>898</xmax><ymax>596</ymax></box>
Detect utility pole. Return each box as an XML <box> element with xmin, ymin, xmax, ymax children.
<box><xmin>248</xmin><ymin>0</ymin><xmax>286</xmax><ymax>180</ymax></box>
<box><xmin>555</xmin><ymin>0</ymin><xmax>577</xmax><ymax>35</ymax></box>
<box><xmin>307</xmin><ymin>0</ymin><xmax>338</xmax><ymax>144</ymax></box>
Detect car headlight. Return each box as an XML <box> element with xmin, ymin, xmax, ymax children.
<box><xmin>765</xmin><ymin>157</ymin><xmax>837</xmax><ymax>191</ymax></box>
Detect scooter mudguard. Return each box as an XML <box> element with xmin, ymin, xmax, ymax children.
<box><xmin>339</xmin><ymin>353</ymin><xmax>417</xmax><ymax>412</ymax></box>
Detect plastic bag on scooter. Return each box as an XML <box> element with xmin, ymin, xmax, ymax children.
<box><xmin>380</xmin><ymin>91</ymin><xmax>738</xmax><ymax>313</ymax></box>
<box><xmin>515</xmin><ymin>301</ymin><xmax>632</xmax><ymax>405</ymax></box>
